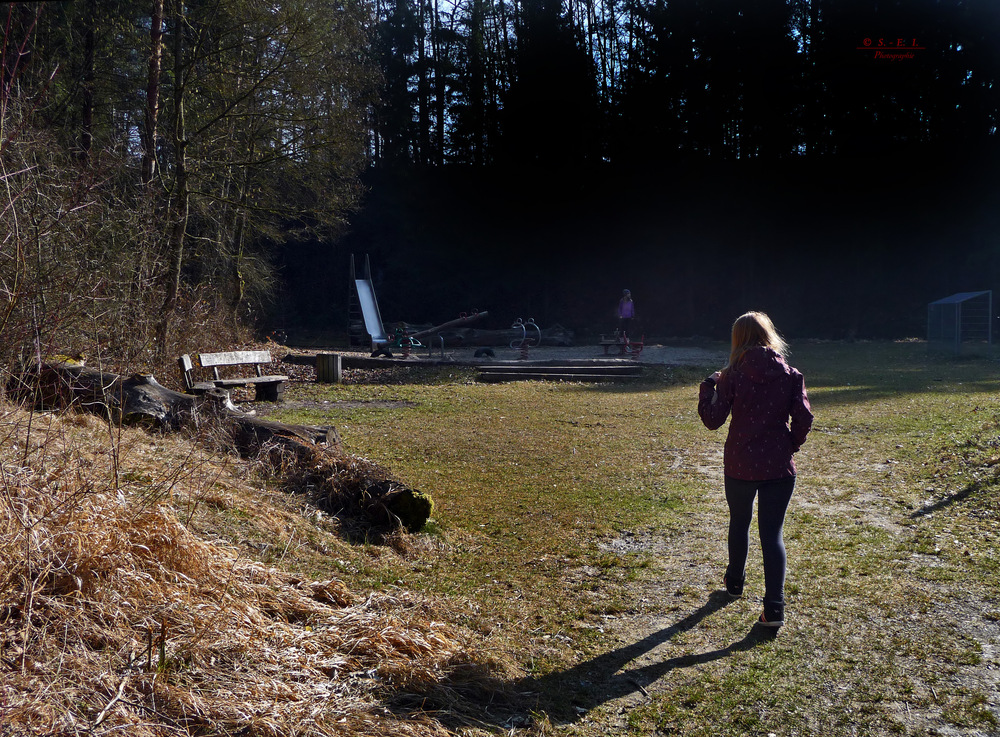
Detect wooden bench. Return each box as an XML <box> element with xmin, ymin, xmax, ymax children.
<box><xmin>178</xmin><ymin>350</ymin><xmax>288</xmax><ymax>402</ymax></box>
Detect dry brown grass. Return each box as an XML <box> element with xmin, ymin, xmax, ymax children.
<box><xmin>0</xmin><ymin>400</ymin><xmax>512</xmax><ymax>736</ymax></box>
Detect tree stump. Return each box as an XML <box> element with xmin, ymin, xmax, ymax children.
<box><xmin>316</xmin><ymin>353</ymin><xmax>342</xmax><ymax>384</ymax></box>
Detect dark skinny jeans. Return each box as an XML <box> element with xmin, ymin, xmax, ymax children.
<box><xmin>724</xmin><ymin>475</ymin><xmax>796</xmax><ymax>612</ymax></box>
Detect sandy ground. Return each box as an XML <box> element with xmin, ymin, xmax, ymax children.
<box><xmin>302</xmin><ymin>343</ymin><xmax>728</xmax><ymax>368</ymax></box>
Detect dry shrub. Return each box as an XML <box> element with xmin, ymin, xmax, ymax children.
<box><xmin>0</xmin><ymin>96</ymin><xmax>253</xmax><ymax>390</ymax></box>
<box><xmin>0</xmin><ymin>401</ymin><xmax>515</xmax><ymax>736</ymax></box>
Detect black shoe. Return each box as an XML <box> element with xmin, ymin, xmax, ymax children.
<box><xmin>723</xmin><ymin>574</ymin><xmax>744</xmax><ymax>598</ymax></box>
<box><xmin>758</xmin><ymin>607</ymin><xmax>784</xmax><ymax>628</ymax></box>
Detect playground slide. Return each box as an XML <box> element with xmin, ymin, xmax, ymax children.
<box><xmin>354</xmin><ymin>277</ymin><xmax>388</xmax><ymax>345</ymax></box>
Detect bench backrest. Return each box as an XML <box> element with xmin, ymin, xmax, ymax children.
<box><xmin>198</xmin><ymin>350</ymin><xmax>272</xmax><ymax>368</ymax></box>
<box><xmin>178</xmin><ymin>350</ymin><xmax>273</xmax><ymax>388</ymax></box>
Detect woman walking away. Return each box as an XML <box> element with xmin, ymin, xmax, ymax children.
<box><xmin>698</xmin><ymin>311</ymin><xmax>813</xmax><ymax>629</ymax></box>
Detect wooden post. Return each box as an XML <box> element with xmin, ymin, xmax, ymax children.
<box><xmin>316</xmin><ymin>353</ymin><xmax>342</xmax><ymax>384</ymax></box>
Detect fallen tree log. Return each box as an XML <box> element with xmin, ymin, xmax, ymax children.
<box><xmin>17</xmin><ymin>361</ymin><xmax>334</xmax><ymax>446</ymax></box>
<box><xmin>9</xmin><ymin>361</ymin><xmax>433</xmax><ymax>535</ymax></box>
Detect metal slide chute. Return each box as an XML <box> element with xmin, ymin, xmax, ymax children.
<box><xmin>349</xmin><ymin>254</ymin><xmax>490</xmax><ymax>356</ymax></box>
<box><xmin>349</xmin><ymin>254</ymin><xmax>389</xmax><ymax>348</ymax></box>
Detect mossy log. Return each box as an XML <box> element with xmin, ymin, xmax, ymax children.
<box><xmin>9</xmin><ymin>362</ymin><xmax>434</xmax><ymax>534</ymax></box>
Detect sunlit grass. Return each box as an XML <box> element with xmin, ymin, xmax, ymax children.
<box><xmin>260</xmin><ymin>341</ymin><xmax>1000</xmax><ymax>735</ymax></box>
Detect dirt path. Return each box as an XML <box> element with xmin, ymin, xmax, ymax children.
<box><xmin>550</xmin><ymin>440</ymin><xmax>1000</xmax><ymax>736</ymax></box>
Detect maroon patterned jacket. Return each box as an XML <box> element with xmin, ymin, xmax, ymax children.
<box><xmin>698</xmin><ymin>346</ymin><xmax>813</xmax><ymax>481</ymax></box>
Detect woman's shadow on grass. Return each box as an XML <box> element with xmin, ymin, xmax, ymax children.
<box><xmin>519</xmin><ymin>590</ymin><xmax>776</xmax><ymax>724</ymax></box>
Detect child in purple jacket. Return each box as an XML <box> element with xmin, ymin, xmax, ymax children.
<box><xmin>617</xmin><ymin>289</ymin><xmax>635</xmax><ymax>338</ymax></box>
<box><xmin>698</xmin><ymin>311</ymin><xmax>813</xmax><ymax>629</ymax></box>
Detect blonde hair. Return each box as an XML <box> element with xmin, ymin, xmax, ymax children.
<box><xmin>724</xmin><ymin>311</ymin><xmax>788</xmax><ymax>375</ymax></box>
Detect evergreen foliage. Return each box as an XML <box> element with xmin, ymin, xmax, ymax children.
<box><xmin>4</xmin><ymin>1</ymin><xmax>999</xmax><ymax>352</ymax></box>
<box><xmin>369</xmin><ymin>0</ymin><xmax>1000</xmax><ymax>165</ymax></box>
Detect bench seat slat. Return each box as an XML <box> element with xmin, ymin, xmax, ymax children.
<box><xmin>192</xmin><ymin>375</ymin><xmax>288</xmax><ymax>389</ymax></box>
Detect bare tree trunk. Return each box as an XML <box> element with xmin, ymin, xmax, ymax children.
<box><xmin>432</xmin><ymin>0</ymin><xmax>445</xmax><ymax>165</ymax></box>
<box><xmin>142</xmin><ymin>0</ymin><xmax>164</xmax><ymax>187</ymax></box>
<box><xmin>156</xmin><ymin>0</ymin><xmax>189</xmax><ymax>356</ymax></box>
<box><xmin>229</xmin><ymin>203</ymin><xmax>247</xmax><ymax>323</ymax></box>
<box><xmin>79</xmin><ymin>3</ymin><xmax>96</xmax><ymax>161</ymax></box>
<box><xmin>417</xmin><ymin>0</ymin><xmax>430</xmax><ymax>165</ymax></box>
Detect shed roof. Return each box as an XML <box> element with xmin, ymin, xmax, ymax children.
<box><xmin>928</xmin><ymin>291</ymin><xmax>991</xmax><ymax>305</ymax></box>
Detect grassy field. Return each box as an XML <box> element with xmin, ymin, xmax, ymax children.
<box><xmin>264</xmin><ymin>340</ymin><xmax>1000</xmax><ymax>736</ymax></box>
<box><xmin>3</xmin><ymin>340</ymin><xmax>999</xmax><ymax>736</ymax></box>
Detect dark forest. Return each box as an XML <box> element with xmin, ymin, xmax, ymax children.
<box><xmin>281</xmin><ymin>0</ymin><xmax>1000</xmax><ymax>341</ymax></box>
<box><xmin>2</xmin><ymin>0</ymin><xmax>1000</xmax><ymax>367</ymax></box>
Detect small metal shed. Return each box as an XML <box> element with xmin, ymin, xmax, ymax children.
<box><xmin>927</xmin><ymin>291</ymin><xmax>993</xmax><ymax>355</ymax></box>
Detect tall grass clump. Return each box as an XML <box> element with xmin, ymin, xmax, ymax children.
<box><xmin>0</xmin><ymin>399</ymin><xmax>514</xmax><ymax>735</ymax></box>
